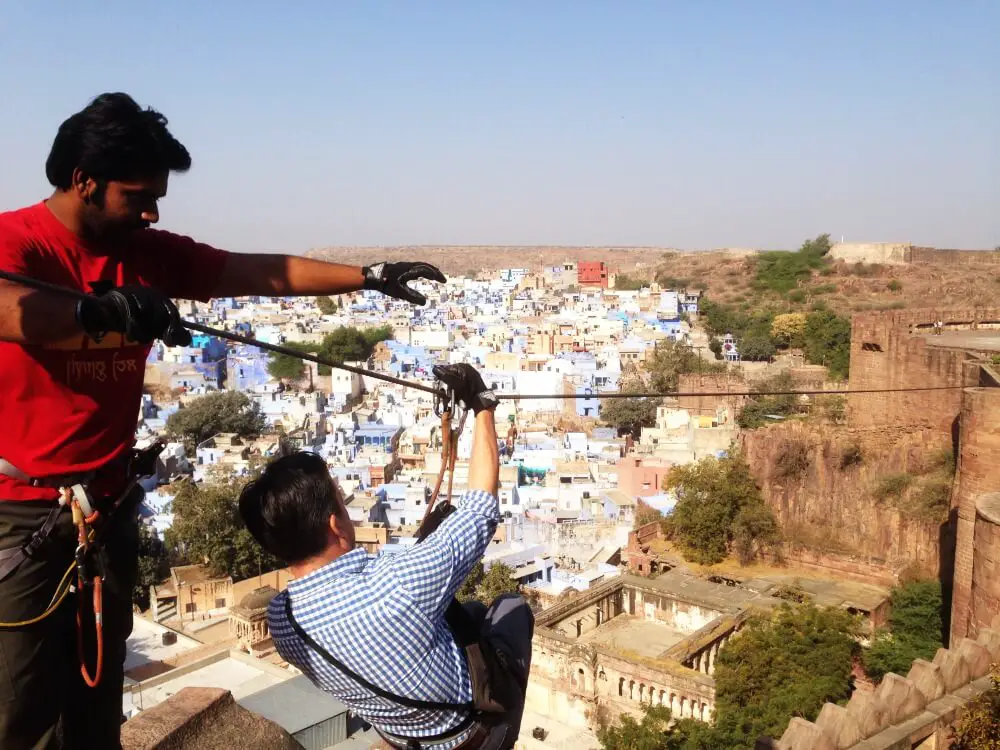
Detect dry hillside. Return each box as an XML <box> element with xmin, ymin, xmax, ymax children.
<box><xmin>306</xmin><ymin>245</ymin><xmax>749</xmax><ymax>277</ymax></box>
<box><xmin>655</xmin><ymin>251</ymin><xmax>1000</xmax><ymax>315</ymax></box>
<box><xmin>307</xmin><ymin>245</ymin><xmax>997</xmax><ymax>315</ymax></box>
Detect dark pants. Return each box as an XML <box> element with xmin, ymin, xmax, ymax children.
<box><xmin>463</xmin><ymin>594</ymin><xmax>535</xmax><ymax>750</ymax></box>
<box><xmin>0</xmin><ymin>493</ymin><xmax>140</xmax><ymax>750</ymax></box>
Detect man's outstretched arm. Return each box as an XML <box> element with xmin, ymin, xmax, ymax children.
<box><xmin>211</xmin><ymin>254</ymin><xmax>446</xmax><ymax>306</ymax></box>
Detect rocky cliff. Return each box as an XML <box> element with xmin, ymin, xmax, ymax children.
<box><xmin>741</xmin><ymin>421</ymin><xmax>952</xmax><ymax>578</ymax></box>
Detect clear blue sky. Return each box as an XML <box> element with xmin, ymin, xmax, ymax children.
<box><xmin>0</xmin><ymin>1</ymin><xmax>996</xmax><ymax>252</ymax></box>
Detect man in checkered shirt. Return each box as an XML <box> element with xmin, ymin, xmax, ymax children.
<box><xmin>239</xmin><ymin>364</ymin><xmax>533</xmax><ymax>749</ymax></box>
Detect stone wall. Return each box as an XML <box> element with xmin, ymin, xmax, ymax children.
<box><xmin>526</xmin><ymin>631</ymin><xmax>718</xmax><ymax>730</ymax></box>
<box><xmin>910</xmin><ymin>247</ymin><xmax>1000</xmax><ymax>265</ymax></box>
<box><xmin>741</xmin><ymin>421</ymin><xmax>947</xmax><ymax>576</ymax></box>
<box><xmin>950</xmin><ymin>388</ymin><xmax>1000</xmax><ymax>644</ymax></box>
<box><xmin>846</xmin><ymin>309</ymin><xmax>997</xmax><ymax>432</ymax></box>
<box><xmin>677</xmin><ymin>372</ymin><xmax>749</xmax><ymax>420</ymax></box>
<box><xmin>971</xmin><ymin>494</ymin><xmax>1000</xmax><ymax>638</ymax></box>
<box><xmin>769</xmin><ymin>624</ymin><xmax>1000</xmax><ymax>750</ymax></box>
<box><xmin>829</xmin><ymin>243</ymin><xmax>912</xmax><ymax>265</ymax></box>
<box><xmin>528</xmin><ymin>577</ymin><xmax>728</xmax><ymax>732</ymax></box>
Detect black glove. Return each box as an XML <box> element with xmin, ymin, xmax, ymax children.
<box><xmin>362</xmin><ymin>261</ymin><xmax>447</xmax><ymax>306</ymax></box>
<box><xmin>76</xmin><ymin>285</ymin><xmax>192</xmax><ymax>347</ymax></box>
<box><xmin>432</xmin><ymin>363</ymin><xmax>499</xmax><ymax>415</ymax></box>
<box><xmin>416</xmin><ymin>502</ymin><xmax>456</xmax><ymax>542</ymax></box>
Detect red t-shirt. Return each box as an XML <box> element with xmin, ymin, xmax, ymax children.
<box><xmin>0</xmin><ymin>201</ymin><xmax>230</xmax><ymax>501</ymax></box>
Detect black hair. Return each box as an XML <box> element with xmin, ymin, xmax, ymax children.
<box><xmin>238</xmin><ymin>451</ymin><xmax>342</xmax><ymax>563</ymax></box>
<box><xmin>45</xmin><ymin>92</ymin><xmax>191</xmax><ymax>189</ymax></box>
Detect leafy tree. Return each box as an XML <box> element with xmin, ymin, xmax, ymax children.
<box><xmin>316</xmin><ymin>296</ymin><xmax>337</xmax><ymax>315</ymax></box>
<box><xmin>456</xmin><ymin>561</ymin><xmax>520</xmax><ymax>605</ymax></box>
<box><xmin>134</xmin><ymin>524</ymin><xmax>169</xmax><ymax>610</ymax></box>
<box><xmin>165</xmin><ymin>479</ymin><xmax>282</xmax><ymax>581</ymax></box>
<box><xmin>167</xmin><ymin>391</ymin><xmax>266</xmax><ymax>448</ymax></box>
<box><xmin>770</xmin><ymin>313</ymin><xmax>807</xmax><ymax>348</ymax></box>
<box><xmin>710</xmin><ymin>604</ymin><xmax>860</xmax><ymax>745</ymax></box>
<box><xmin>267</xmin><ymin>341</ymin><xmax>319</xmax><ymax>382</ymax></box>
<box><xmin>738</xmin><ymin>334</ymin><xmax>775</xmax><ymax>362</ymax></box>
<box><xmin>599</xmin><ymin>603</ymin><xmax>859</xmax><ymax>750</ymax></box>
<box><xmin>602</xmin><ymin>377</ymin><xmax>659</xmax><ymax>438</ymax></box>
<box><xmin>634</xmin><ymin>500</ymin><xmax>663</xmax><ymax>528</ymax></box>
<box><xmin>663</xmin><ymin>453</ymin><xmax>780</xmax><ymax>565</ymax></box>
<box><xmin>646</xmin><ymin>339</ymin><xmax>722</xmax><ymax>393</ymax></box>
<box><xmin>737</xmin><ymin>373</ymin><xmax>803</xmax><ymax>429</ymax></box>
<box><xmin>953</xmin><ymin>664</ymin><xmax>1000</xmax><ymax>749</ymax></box>
<box><xmin>614</xmin><ymin>274</ymin><xmax>646</xmax><ymax>291</ymax></box>
<box><xmin>754</xmin><ymin>234</ymin><xmax>832</xmax><ymax>295</ymax></box>
<box><xmin>314</xmin><ymin>326</ymin><xmax>394</xmax><ymax>375</ymax></box>
<box><xmin>361</xmin><ymin>324</ymin><xmax>394</xmax><ymax>350</ymax></box>
<box><xmin>598</xmin><ymin>704</ymin><xmax>679</xmax><ymax>750</ymax></box>
<box><xmin>803</xmin><ymin>310</ymin><xmax>851</xmax><ymax>380</ymax></box>
<box><xmin>863</xmin><ymin>580</ymin><xmax>944</xmax><ymax>682</ymax></box>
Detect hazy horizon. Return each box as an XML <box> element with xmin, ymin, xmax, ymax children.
<box><xmin>1</xmin><ymin>1</ymin><xmax>996</xmax><ymax>254</ymax></box>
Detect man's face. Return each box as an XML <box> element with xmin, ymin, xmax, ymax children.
<box><xmin>80</xmin><ymin>172</ymin><xmax>169</xmax><ymax>239</ymax></box>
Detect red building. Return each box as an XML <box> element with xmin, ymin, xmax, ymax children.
<box><xmin>577</xmin><ymin>261</ymin><xmax>609</xmax><ymax>289</ymax></box>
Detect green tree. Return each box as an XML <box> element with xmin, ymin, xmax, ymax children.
<box><xmin>601</xmin><ymin>377</ymin><xmax>659</xmax><ymax>438</ymax></box>
<box><xmin>803</xmin><ymin>310</ymin><xmax>851</xmax><ymax>380</ymax></box>
<box><xmin>134</xmin><ymin>524</ymin><xmax>169</xmax><ymax>610</ymax></box>
<box><xmin>614</xmin><ymin>274</ymin><xmax>646</xmax><ymax>291</ymax></box>
<box><xmin>456</xmin><ymin>561</ymin><xmax>520</xmax><ymax>605</ymax></box>
<box><xmin>753</xmin><ymin>234</ymin><xmax>832</xmax><ymax>295</ymax></box>
<box><xmin>663</xmin><ymin>453</ymin><xmax>780</xmax><ymax>565</ymax></box>
<box><xmin>600</xmin><ymin>604</ymin><xmax>859</xmax><ymax>750</ymax></box>
<box><xmin>737</xmin><ymin>372</ymin><xmax>802</xmax><ymax>429</ymax></box>
<box><xmin>598</xmin><ymin>704</ymin><xmax>680</xmax><ymax>750</ymax></box>
<box><xmin>361</xmin><ymin>324</ymin><xmax>394</xmax><ymax>350</ymax></box>
<box><xmin>314</xmin><ymin>326</ymin><xmax>394</xmax><ymax>375</ymax></box>
<box><xmin>267</xmin><ymin>341</ymin><xmax>319</xmax><ymax>382</ymax></box>
<box><xmin>167</xmin><ymin>391</ymin><xmax>266</xmax><ymax>448</ymax></box>
<box><xmin>165</xmin><ymin>479</ymin><xmax>282</xmax><ymax>581</ymax></box>
<box><xmin>953</xmin><ymin>664</ymin><xmax>1000</xmax><ymax>749</ymax></box>
<box><xmin>738</xmin><ymin>334</ymin><xmax>775</xmax><ymax>362</ymax></box>
<box><xmin>316</xmin><ymin>296</ymin><xmax>337</xmax><ymax>315</ymax></box>
<box><xmin>646</xmin><ymin>339</ymin><xmax>722</xmax><ymax>393</ymax></box>
<box><xmin>710</xmin><ymin>604</ymin><xmax>860</xmax><ymax>746</ymax></box>
<box><xmin>863</xmin><ymin>580</ymin><xmax>944</xmax><ymax>682</ymax></box>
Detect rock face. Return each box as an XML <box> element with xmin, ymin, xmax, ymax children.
<box><xmin>121</xmin><ymin>687</ymin><xmax>303</xmax><ymax>750</ymax></box>
<box><xmin>741</xmin><ymin>421</ymin><xmax>946</xmax><ymax>576</ymax></box>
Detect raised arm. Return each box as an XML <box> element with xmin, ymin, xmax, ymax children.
<box><xmin>392</xmin><ymin>364</ymin><xmax>501</xmax><ymax>619</ymax></box>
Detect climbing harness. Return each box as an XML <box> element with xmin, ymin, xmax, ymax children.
<box><xmin>0</xmin><ymin>440</ymin><xmax>164</xmax><ymax>690</ymax></box>
<box><xmin>422</xmin><ymin>385</ymin><xmax>469</xmax><ymax>527</ymax></box>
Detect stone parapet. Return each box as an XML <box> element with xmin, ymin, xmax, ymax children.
<box><xmin>769</xmin><ymin>625</ymin><xmax>1000</xmax><ymax>749</ymax></box>
<box><xmin>120</xmin><ymin>687</ymin><xmax>302</xmax><ymax>750</ymax></box>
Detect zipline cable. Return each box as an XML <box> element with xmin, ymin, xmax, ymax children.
<box><xmin>0</xmin><ymin>269</ymin><xmax>977</xmax><ymax>402</ymax></box>
<box><xmin>495</xmin><ymin>385</ymin><xmax>968</xmax><ymax>400</ymax></box>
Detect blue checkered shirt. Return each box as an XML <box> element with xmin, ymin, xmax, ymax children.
<box><xmin>268</xmin><ymin>489</ymin><xmax>500</xmax><ymax>747</ymax></box>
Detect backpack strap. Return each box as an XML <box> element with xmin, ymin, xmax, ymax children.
<box><xmin>284</xmin><ymin>596</ymin><xmax>475</xmax><ymax>713</ymax></box>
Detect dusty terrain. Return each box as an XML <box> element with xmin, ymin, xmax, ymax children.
<box><xmin>308</xmin><ymin>245</ymin><xmax>1000</xmax><ymax>316</ymax></box>
<box><xmin>306</xmin><ymin>245</ymin><xmax>751</xmax><ymax>277</ymax></box>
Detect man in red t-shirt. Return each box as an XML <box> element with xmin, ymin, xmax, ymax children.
<box><xmin>0</xmin><ymin>92</ymin><xmax>445</xmax><ymax>750</ymax></box>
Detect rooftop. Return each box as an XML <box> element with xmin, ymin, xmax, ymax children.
<box><xmin>579</xmin><ymin>615</ymin><xmax>688</xmax><ymax>658</ymax></box>
<box><xmin>917</xmin><ymin>329</ymin><xmax>1000</xmax><ymax>352</ymax></box>
<box><xmin>238</xmin><ymin>674</ymin><xmax>348</xmax><ymax>735</ymax></box>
